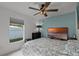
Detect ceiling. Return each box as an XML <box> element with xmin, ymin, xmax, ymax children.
<box><xmin>0</xmin><ymin>2</ymin><xmax>77</xmax><ymax>20</ymax></box>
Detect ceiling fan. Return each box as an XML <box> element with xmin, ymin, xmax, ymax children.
<box><xmin>29</xmin><ymin>2</ymin><xmax>58</xmax><ymax>17</ymax></box>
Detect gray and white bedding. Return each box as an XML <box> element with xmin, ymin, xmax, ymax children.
<box><xmin>22</xmin><ymin>38</ymin><xmax>79</xmax><ymax>56</ymax></box>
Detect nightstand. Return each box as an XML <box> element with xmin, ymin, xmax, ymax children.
<box><xmin>32</xmin><ymin>32</ymin><xmax>41</xmax><ymax>39</ymax></box>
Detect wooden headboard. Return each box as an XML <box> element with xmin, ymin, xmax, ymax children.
<box><xmin>48</xmin><ymin>27</ymin><xmax>68</xmax><ymax>40</ymax></box>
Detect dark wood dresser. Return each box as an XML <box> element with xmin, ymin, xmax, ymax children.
<box><xmin>32</xmin><ymin>32</ymin><xmax>41</xmax><ymax>39</ymax></box>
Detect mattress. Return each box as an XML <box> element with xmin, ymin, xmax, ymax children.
<box><xmin>22</xmin><ymin>38</ymin><xmax>79</xmax><ymax>56</ymax></box>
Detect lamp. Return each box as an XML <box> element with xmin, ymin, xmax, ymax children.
<box><xmin>36</xmin><ymin>25</ymin><xmax>42</xmax><ymax>32</ymax></box>
<box><xmin>36</xmin><ymin>25</ymin><xmax>42</xmax><ymax>28</ymax></box>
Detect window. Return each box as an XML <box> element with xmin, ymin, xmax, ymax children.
<box><xmin>9</xmin><ymin>17</ymin><xmax>24</xmax><ymax>43</ymax></box>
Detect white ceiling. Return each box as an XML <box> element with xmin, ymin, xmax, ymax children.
<box><xmin>0</xmin><ymin>2</ymin><xmax>77</xmax><ymax>20</ymax></box>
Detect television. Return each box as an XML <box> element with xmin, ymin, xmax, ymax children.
<box><xmin>48</xmin><ymin>27</ymin><xmax>68</xmax><ymax>40</ymax></box>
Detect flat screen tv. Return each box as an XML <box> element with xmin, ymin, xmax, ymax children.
<box><xmin>48</xmin><ymin>27</ymin><xmax>68</xmax><ymax>40</ymax></box>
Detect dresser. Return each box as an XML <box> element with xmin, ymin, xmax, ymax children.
<box><xmin>32</xmin><ymin>32</ymin><xmax>41</xmax><ymax>39</ymax></box>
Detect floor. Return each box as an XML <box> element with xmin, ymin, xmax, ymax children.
<box><xmin>7</xmin><ymin>49</ymin><xmax>23</xmax><ymax>56</ymax></box>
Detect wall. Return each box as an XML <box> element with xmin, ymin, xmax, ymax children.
<box><xmin>77</xmin><ymin>3</ymin><xmax>79</xmax><ymax>29</ymax></box>
<box><xmin>76</xmin><ymin>3</ymin><xmax>79</xmax><ymax>40</ymax></box>
<box><xmin>0</xmin><ymin>6</ymin><xmax>35</xmax><ymax>55</ymax></box>
<box><xmin>42</xmin><ymin>12</ymin><xmax>76</xmax><ymax>38</ymax></box>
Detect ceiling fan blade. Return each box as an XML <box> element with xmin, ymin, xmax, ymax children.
<box><xmin>29</xmin><ymin>7</ymin><xmax>39</xmax><ymax>10</ymax></box>
<box><xmin>44</xmin><ymin>2</ymin><xmax>51</xmax><ymax>9</ymax></box>
<box><xmin>47</xmin><ymin>9</ymin><xmax>58</xmax><ymax>12</ymax></box>
<box><xmin>34</xmin><ymin>12</ymin><xmax>41</xmax><ymax>16</ymax></box>
<box><xmin>40</xmin><ymin>2</ymin><xmax>51</xmax><ymax>10</ymax></box>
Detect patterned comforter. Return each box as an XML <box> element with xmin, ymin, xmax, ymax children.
<box><xmin>22</xmin><ymin>38</ymin><xmax>79</xmax><ymax>56</ymax></box>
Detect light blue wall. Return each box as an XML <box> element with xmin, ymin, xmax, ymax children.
<box><xmin>77</xmin><ymin>3</ymin><xmax>79</xmax><ymax>19</ymax></box>
<box><xmin>42</xmin><ymin>12</ymin><xmax>76</xmax><ymax>38</ymax></box>
<box><xmin>77</xmin><ymin>3</ymin><xmax>79</xmax><ymax>29</ymax></box>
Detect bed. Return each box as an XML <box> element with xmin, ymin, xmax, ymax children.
<box><xmin>22</xmin><ymin>27</ymin><xmax>79</xmax><ymax>56</ymax></box>
<box><xmin>22</xmin><ymin>38</ymin><xmax>79</xmax><ymax>56</ymax></box>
